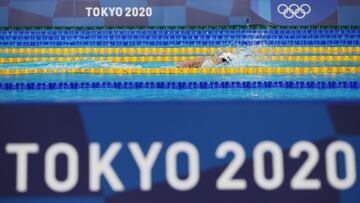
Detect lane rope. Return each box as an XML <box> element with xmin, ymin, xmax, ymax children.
<box><xmin>1</xmin><ymin>34</ymin><xmax>359</xmax><ymax>41</ymax></box>
<box><xmin>0</xmin><ymin>67</ymin><xmax>359</xmax><ymax>75</ymax></box>
<box><xmin>1</xmin><ymin>81</ymin><xmax>359</xmax><ymax>90</ymax></box>
<box><xmin>1</xmin><ymin>47</ymin><xmax>360</xmax><ymax>55</ymax></box>
<box><xmin>1</xmin><ymin>39</ymin><xmax>359</xmax><ymax>47</ymax></box>
<box><xmin>1</xmin><ymin>55</ymin><xmax>360</xmax><ymax>64</ymax></box>
<box><xmin>1</xmin><ymin>25</ymin><xmax>359</xmax><ymax>30</ymax></box>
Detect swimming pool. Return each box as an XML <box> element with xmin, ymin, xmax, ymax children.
<box><xmin>0</xmin><ymin>26</ymin><xmax>359</xmax><ymax>102</ymax></box>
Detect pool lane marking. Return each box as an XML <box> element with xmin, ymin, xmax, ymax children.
<box><xmin>1</xmin><ymin>47</ymin><xmax>360</xmax><ymax>55</ymax></box>
<box><xmin>0</xmin><ymin>67</ymin><xmax>359</xmax><ymax>75</ymax></box>
<box><xmin>1</xmin><ymin>55</ymin><xmax>360</xmax><ymax>64</ymax></box>
<box><xmin>0</xmin><ymin>81</ymin><xmax>359</xmax><ymax>90</ymax></box>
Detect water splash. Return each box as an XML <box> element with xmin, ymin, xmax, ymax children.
<box><xmin>204</xmin><ymin>44</ymin><xmax>269</xmax><ymax>68</ymax></box>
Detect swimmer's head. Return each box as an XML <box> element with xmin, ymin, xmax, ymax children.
<box><xmin>219</xmin><ymin>52</ymin><xmax>235</xmax><ymax>63</ymax></box>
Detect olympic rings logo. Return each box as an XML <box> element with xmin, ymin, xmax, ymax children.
<box><xmin>277</xmin><ymin>3</ymin><xmax>311</xmax><ymax>19</ymax></box>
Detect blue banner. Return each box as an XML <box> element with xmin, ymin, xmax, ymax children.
<box><xmin>0</xmin><ymin>102</ymin><xmax>359</xmax><ymax>203</ymax></box>
<box><xmin>0</xmin><ymin>0</ymin><xmax>360</xmax><ymax>26</ymax></box>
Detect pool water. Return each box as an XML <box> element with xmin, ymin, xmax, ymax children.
<box><xmin>0</xmin><ymin>26</ymin><xmax>359</xmax><ymax>102</ymax></box>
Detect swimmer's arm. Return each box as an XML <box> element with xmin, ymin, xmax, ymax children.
<box><xmin>176</xmin><ymin>57</ymin><xmax>205</xmax><ymax>68</ymax></box>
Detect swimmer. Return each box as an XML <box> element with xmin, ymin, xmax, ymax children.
<box><xmin>176</xmin><ymin>52</ymin><xmax>235</xmax><ymax>68</ymax></box>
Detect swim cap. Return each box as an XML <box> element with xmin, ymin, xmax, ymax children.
<box><xmin>219</xmin><ymin>52</ymin><xmax>235</xmax><ymax>62</ymax></box>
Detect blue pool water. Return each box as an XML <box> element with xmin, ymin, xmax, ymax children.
<box><xmin>0</xmin><ymin>60</ymin><xmax>359</xmax><ymax>102</ymax></box>
<box><xmin>0</xmin><ymin>27</ymin><xmax>360</xmax><ymax>102</ymax></box>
